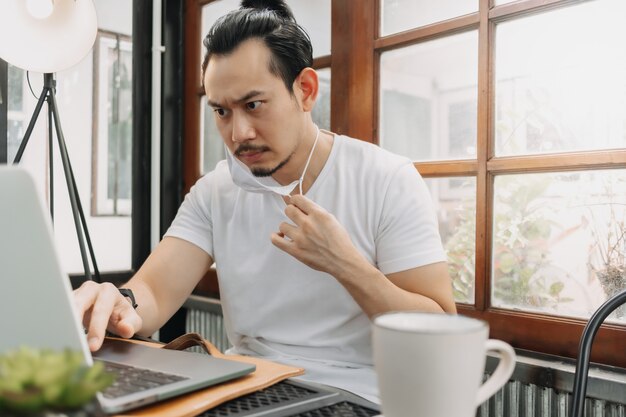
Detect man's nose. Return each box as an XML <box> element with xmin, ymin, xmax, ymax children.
<box><xmin>231</xmin><ymin>113</ymin><xmax>255</xmax><ymax>143</ymax></box>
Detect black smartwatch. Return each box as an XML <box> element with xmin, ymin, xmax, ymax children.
<box><xmin>118</xmin><ymin>288</ymin><xmax>138</xmax><ymax>309</ymax></box>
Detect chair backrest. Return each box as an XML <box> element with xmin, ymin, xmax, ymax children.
<box><xmin>570</xmin><ymin>289</ymin><xmax>626</xmax><ymax>417</ymax></box>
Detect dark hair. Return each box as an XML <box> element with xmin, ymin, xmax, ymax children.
<box><xmin>201</xmin><ymin>0</ymin><xmax>313</xmax><ymax>93</ymax></box>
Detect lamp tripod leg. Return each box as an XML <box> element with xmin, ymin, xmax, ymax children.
<box><xmin>13</xmin><ymin>73</ymin><xmax>101</xmax><ymax>283</ymax></box>
<box><xmin>48</xmin><ymin>82</ymin><xmax>100</xmax><ymax>283</ymax></box>
<box><xmin>48</xmin><ymin>101</ymin><xmax>54</xmax><ymax>221</ymax></box>
<box><xmin>63</xmin><ymin>139</ymin><xmax>101</xmax><ymax>282</ymax></box>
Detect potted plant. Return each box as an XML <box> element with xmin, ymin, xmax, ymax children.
<box><xmin>588</xmin><ymin>199</ymin><xmax>626</xmax><ymax>319</ymax></box>
<box><xmin>0</xmin><ymin>346</ymin><xmax>114</xmax><ymax>416</ymax></box>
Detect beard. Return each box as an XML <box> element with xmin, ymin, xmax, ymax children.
<box><xmin>250</xmin><ymin>152</ymin><xmax>293</xmax><ymax>177</ymax></box>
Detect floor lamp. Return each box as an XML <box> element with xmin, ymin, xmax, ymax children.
<box><xmin>0</xmin><ymin>0</ymin><xmax>101</xmax><ymax>281</ymax></box>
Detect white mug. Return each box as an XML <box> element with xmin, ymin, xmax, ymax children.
<box><xmin>372</xmin><ymin>312</ymin><xmax>516</xmax><ymax>417</ymax></box>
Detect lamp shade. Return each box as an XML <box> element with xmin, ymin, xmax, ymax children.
<box><xmin>0</xmin><ymin>0</ymin><xmax>98</xmax><ymax>73</ymax></box>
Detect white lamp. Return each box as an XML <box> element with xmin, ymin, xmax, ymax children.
<box><xmin>0</xmin><ymin>0</ymin><xmax>100</xmax><ymax>281</ymax></box>
<box><xmin>0</xmin><ymin>0</ymin><xmax>97</xmax><ymax>73</ymax></box>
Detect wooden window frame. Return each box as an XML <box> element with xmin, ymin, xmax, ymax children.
<box><xmin>183</xmin><ymin>0</ymin><xmax>626</xmax><ymax>367</ymax></box>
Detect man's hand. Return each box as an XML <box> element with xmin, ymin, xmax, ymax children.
<box><xmin>270</xmin><ymin>194</ymin><xmax>365</xmax><ymax>277</ymax></box>
<box><xmin>271</xmin><ymin>195</ymin><xmax>457</xmax><ymax>317</ymax></box>
<box><xmin>73</xmin><ymin>281</ymin><xmax>142</xmax><ymax>352</ymax></box>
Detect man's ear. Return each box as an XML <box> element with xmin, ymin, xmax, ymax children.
<box><xmin>293</xmin><ymin>67</ymin><xmax>318</xmax><ymax>112</ymax></box>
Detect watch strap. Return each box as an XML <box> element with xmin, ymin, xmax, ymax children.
<box><xmin>118</xmin><ymin>288</ymin><xmax>138</xmax><ymax>309</ymax></box>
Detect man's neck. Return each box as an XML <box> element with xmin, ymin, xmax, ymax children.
<box><xmin>274</xmin><ymin>129</ymin><xmax>334</xmax><ymax>196</ymax></box>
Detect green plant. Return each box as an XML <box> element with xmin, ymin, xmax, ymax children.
<box><xmin>445</xmin><ymin>174</ymin><xmax>571</xmax><ymax>308</ymax></box>
<box><xmin>445</xmin><ymin>198</ymin><xmax>476</xmax><ymax>303</ymax></box>
<box><xmin>586</xmin><ymin>180</ymin><xmax>626</xmax><ymax>318</ymax></box>
<box><xmin>0</xmin><ymin>346</ymin><xmax>114</xmax><ymax>414</ymax></box>
<box><xmin>492</xmin><ymin>175</ymin><xmax>571</xmax><ymax>309</ymax></box>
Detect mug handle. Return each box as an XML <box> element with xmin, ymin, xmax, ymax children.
<box><xmin>476</xmin><ymin>339</ymin><xmax>516</xmax><ymax>406</ymax></box>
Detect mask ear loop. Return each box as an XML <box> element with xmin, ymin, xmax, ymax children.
<box><xmin>298</xmin><ymin>125</ymin><xmax>321</xmax><ymax>195</ymax></box>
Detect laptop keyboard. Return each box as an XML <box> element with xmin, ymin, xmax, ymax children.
<box><xmin>99</xmin><ymin>360</ymin><xmax>189</xmax><ymax>399</ymax></box>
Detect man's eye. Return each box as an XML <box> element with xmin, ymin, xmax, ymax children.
<box><xmin>214</xmin><ymin>108</ymin><xmax>227</xmax><ymax>117</ymax></box>
<box><xmin>247</xmin><ymin>101</ymin><xmax>262</xmax><ymax>111</ymax></box>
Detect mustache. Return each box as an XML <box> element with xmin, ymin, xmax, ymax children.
<box><xmin>234</xmin><ymin>144</ymin><xmax>270</xmax><ymax>156</ymax></box>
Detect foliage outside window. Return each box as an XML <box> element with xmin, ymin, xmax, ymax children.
<box><xmin>489</xmin><ymin>171</ymin><xmax>626</xmax><ymax>322</ymax></box>
<box><xmin>425</xmin><ymin>177</ymin><xmax>476</xmax><ymax>304</ymax></box>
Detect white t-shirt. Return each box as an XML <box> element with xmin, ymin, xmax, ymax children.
<box><xmin>165</xmin><ymin>134</ymin><xmax>446</xmax><ymax>402</ymax></box>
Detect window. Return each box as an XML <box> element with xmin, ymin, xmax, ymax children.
<box><xmin>92</xmin><ymin>31</ymin><xmax>133</xmax><ymax>216</ymax></box>
<box><xmin>7</xmin><ymin>65</ymin><xmax>25</xmax><ymax>162</ymax></box>
<box><xmin>380</xmin><ymin>0</ymin><xmax>477</xmax><ymax>36</ymax></box>
<box><xmin>374</xmin><ymin>0</ymin><xmax>626</xmax><ymax>366</ymax></box>
<box><xmin>380</xmin><ymin>31</ymin><xmax>478</xmax><ymax>161</ymax></box>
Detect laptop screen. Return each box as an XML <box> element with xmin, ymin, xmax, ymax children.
<box><xmin>0</xmin><ymin>166</ymin><xmax>93</xmax><ymax>361</ymax></box>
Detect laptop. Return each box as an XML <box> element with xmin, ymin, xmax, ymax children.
<box><xmin>0</xmin><ymin>166</ymin><xmax>255</xmax><ymax>414</ymax></box>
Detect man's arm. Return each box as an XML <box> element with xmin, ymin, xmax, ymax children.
<box><xmin>271</xmin><ymin>195</ymin><xmax>456</xmax><ymax>317</ymax></box>
<box><xmin>327</xmin><ymin>255</ymin><xmax>457</xmax><ymax>318</ymax></box>
<box><xmin>73</xmin><ymin>236</ymin><xmax>214</xmax><ymax>351</ymax></box>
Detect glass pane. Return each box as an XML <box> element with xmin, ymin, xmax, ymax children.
<box><xmin>201</xmin><ymin>98</ymin><xmax>226</xmax><ymax>175</ymax></box>
<box><xmin>494</xmin><ymin>0</ymin><xmax>516</xmax><ymax>4</ymax></box>
<box><xmin>201</xmin><ymin>0</ymin><xmax>331</xmax><ymax>58</ymax></box>
<box><xmin>7</xmin><ymin>65</ymin><xmax>25</xmax><ymax>163</ymax></box>
<box><xmin>495</xmin><ymin>0</ymin><xmax>626</xmax><ymax>156</ymax></box>
<box><xmin>380</xmin><ymin>0</ymin><xmax>477</xmax><ymax>36</ymax></box>
<box><xmin>425</xmin><ymin>177</ymin><xmax>476</xmax><ymax>304</ymax></box>
<box><xmin>491</xmin><ymin>170</ymin><xmax>626</xmax><ymax>322</ymax></box>
<box><xmin>311</xmin><ymin>68</ymin><xmax>331</xmax><ymax>131</ymax></box>
<box><xmin>93</xmin><ymin>33</ymin><xmax>133</xmax><ymax>216</ymax></box>
<box><xmin>289</xmin><ymin>0</ymin><xmax>331</xmax><ymax>57</ymax></box>
<box><xmin>380</xmin><ymin>31</ymin><xmax>478</xmax><ymax>161</ymax></box>
<box><xmin>5</xmin><ymin>0</ymin><xmax>134</xmax><ymax>273</ymax></box>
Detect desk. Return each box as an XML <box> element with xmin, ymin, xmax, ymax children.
<box><xmin>103</xmin><ymin>336</ymin><xmax>380</xmax><ymax>417</ymax></box>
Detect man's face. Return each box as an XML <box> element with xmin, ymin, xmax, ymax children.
<box><xmin>203</xmin><ymin>39</ymin><xmax>307</xmax><ymax>178</ymax></box>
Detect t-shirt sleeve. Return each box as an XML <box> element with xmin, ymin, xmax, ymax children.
<box><xmin>163</xmin><ymin>173</ymin><xmax>214</xmax><ymax>258</ymax></box>
<box><xmin>375</xmin><ymin>162</ymin><xmax>446</xmax><ymax>275</ymax></box>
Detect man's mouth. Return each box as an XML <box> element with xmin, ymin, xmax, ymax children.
<box><xmin>235</xmin><ymin>146</ymin><xmax>270</xmax><ymax>163</ymax></box>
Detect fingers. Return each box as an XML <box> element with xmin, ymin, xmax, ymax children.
<box><xmin>278</xmin><ymin>221</ymin><xmax>298</xmax><ymax>240</ymax></box>
<box><xmin>270</xmin><ymin>231</ymin><xmax>294</xmax><ymax>253</ymax></box>
<box><xmin>275</xmin><ymin>196</ymin><xmax>318</xmax><ymax>247</ymax></box>
<box><xmin>288</xmin><ymin>194</ymin><xmax>319</xmax><ymax>215</ymax></box>
<box><xmin>73</xmin><ymin>281</ymin><xmax>139</xmax><ymax>351</ymax></box>
<box><xmin>73</xmin><ymin>280</ymin><xmax>103</xmax><ymax>322</ymax></box>
<box><xmin>283</xmin><ymin>203</ymin><xmax>308</xmax><ymax>227</ymax></box>
<box><xmin>113</xmin><ymin>313</ymin><xmax>142</xmax><ymax>339</ymax></box>
<box><xmin>85</xmin><ymin>283</ymin><xmax>118</xmax><ymax>351</ymax></box>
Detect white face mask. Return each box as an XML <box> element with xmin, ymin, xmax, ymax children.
<box><xmin>225</xmin><ymin>125</ymin><xmax>320</xmax><ymax>196</ymax></box>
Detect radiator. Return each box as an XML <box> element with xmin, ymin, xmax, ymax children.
<box><xmin>185</xmin><ymin>296</ymin><xmax>231</xmax><ymax>353</ymax></box>
<box><xmin>184</xmin><ymin>296</ymin><xmax>626</xmax><ymax>417</ymax></box>
<box><xmin>478</xmin><ymin>380</ymin><xmax>625</xmax><ymax>417</ymax></box>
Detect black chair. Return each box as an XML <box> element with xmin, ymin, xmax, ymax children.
<box><xmin>570</xmin><ymin>288</ymin><xmax>626</xmax><ymax>417</ymax></box>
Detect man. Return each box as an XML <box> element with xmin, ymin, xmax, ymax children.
<box><xmin>74</xmin><ymin>0</ymin><xmax>456</xmax><ymax>402</ymax></box>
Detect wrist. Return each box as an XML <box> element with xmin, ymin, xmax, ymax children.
<box><xmin>333</xmin><ymin>250</ymin><xmax>378</xmax><ymax>284</ymax></box>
